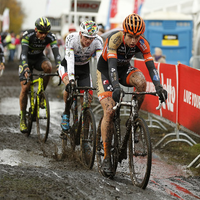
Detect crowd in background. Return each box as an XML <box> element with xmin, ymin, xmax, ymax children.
<box><xmin>0</xmin><ymin>24</ymin><xmax>166</xmax><ymax>64</ymax></box>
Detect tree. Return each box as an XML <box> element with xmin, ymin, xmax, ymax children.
<box><xmin>0</xmin><ymin>0</ymin><xmax>25</xmax><ymax>34</ymax></box>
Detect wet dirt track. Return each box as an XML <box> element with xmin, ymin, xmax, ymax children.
<box><xmin>0</xmin><ymin>63</ymin><xmax>200</xmax><ymax>200</ymax></box>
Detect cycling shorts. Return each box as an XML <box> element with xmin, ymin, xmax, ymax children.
<box><xmin>58</xmin><ymin>58</ymin><xmax>93</xmax><ymax>95</ymax></box>
<box><xmin>19</xmin><ymin>54</ymin><xmax>50</xmax><ymax>82</ymax></box>
<box><xmin>97</xmin><ymin>59</ymin><xmax>141</xmax><ymax>101</ymax></box>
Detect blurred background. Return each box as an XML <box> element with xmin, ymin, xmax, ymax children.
<box><xmin>0</xmin><ymin>0</ymin><xmax>200</xmax><ymax>68</ymax></box>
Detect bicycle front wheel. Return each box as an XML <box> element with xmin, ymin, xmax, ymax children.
<box><xmin>128</xmin><ymin>117</ymin><xmax>152</xmax><ymax>189</ymax></box>
<box><xmin>36</xmin><ymin>91</ymin><xmax>50</xmax><ymax>143</ymax></box>
<box><xmin>81</xmin><ymin>108</ymin><xmax>96</xmax><ymax>169</ymax></box>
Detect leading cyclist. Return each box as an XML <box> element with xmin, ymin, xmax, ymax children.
<box><xmin>58</xmin><ymin>20</ymin><xmax>103</xmax><ymax>132</ymax></box>
<box><xmin>19</xmin><ymin>17</ymin><xmax>61</xmax><ymax>133</ymax></box>
<box><xmin>96</xmin><ymin>13</ymin><xmax>168</xmax><ymax>176</ymax></box>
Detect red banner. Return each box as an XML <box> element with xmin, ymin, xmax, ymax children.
<box><xmin>135</xmin><ymin>60</ymin><xmax>160</xmax><ymax>115</ymax></box>
<box><xmin>135</xmin><ymin>59</ymin><xmax>200</xmax><ymax>136</ymax></box>
<box><xmin>135</xmin><ymin>60</ymin><xmax>178</xmax><ymax>124</ymax></box>
<box><xmin>178</xmin><ymin>64</ymin><xmax>200</xmax><ymax>135</ymax></box>
<box><xmin>159</xmin><ymin>63</ymin><xmax>178</xmax><ymax>124</ymax></box>
<box><xmin>110</xmin><ymin>0</ymin><xmax>118</xmax><ymax>18</ymax></box>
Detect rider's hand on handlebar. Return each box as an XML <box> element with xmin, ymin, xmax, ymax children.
<box><xmin>112</xmin><ymin>87</ymin><xmax>124</xmax><ymax>103</ymax></box>
<box><xmin>24</xmin><ymin>69</ymin><xmax>30</xmax><ymax>79</ymax></box>
<box><xmin>65</xmin><ymin>79</ymin><xmax>75</xmax><ymax>93</ymax></box>
<box><xmin>156</xmin><ymin>85</ymin><xmax>167</xmax><ymax>103</ymax></box>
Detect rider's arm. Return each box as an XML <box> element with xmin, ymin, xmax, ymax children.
<box><xmin>145</xmin><ymin>60</ymin><xmax>162</xmax><ymax>88</ymax></box>
<box><xmin>95</xmin><ymin>36</ymin><xmax>103</xmax><ymax>63</ymax></box>
<box><xmin>50</xmin><ymin>40</ymin><xmax>61</xmax><ymax>68</ymax></box>
<box><xmin>64</xmin><ymin>34</ymin><xmax>75</xmax><ymax>81</ymax></box>
<box><xmin>20</xmin><ymin>36</ymin><xmax>29</xmax><ymax>68</ymax></box>
<box><xmin>137</xmin><ymin>36</ymin><xmax>162</xmax><ymax>88</ymax></box>
<box><xmin>107</xmin><ymin>34</ymin><xmax>122</xmax><ymax>89</ymax></box>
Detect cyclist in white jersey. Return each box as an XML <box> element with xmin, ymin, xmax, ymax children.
<box><xmin>58</xmin><ymin>20</ymin><xmax>103</xmax><ymax>131</ymax></box>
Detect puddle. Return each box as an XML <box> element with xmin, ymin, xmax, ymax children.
<box><xmin>0</xmin><ymin>149</ymin><xmax>51</xmax><ymax>167</ymax></box>
<box><xmin>0</xmin><ymin>97</ymin><xmax>19</xmax><ymax>115</ymax></box>
<box><xmin>0</xmin><ymin>97</ymin><xmax>64</xmax><ymax>116</ymax></box>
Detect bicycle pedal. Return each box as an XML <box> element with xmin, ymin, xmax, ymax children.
<box><xmin>60</xmin><ymin>132</ymin><xmax>67</xmax><ymax>140</ymax></box>
<box><xmin>96</xmin><ymin>151</ymin><xmax>104</xmax><ymax>156</ymax></box>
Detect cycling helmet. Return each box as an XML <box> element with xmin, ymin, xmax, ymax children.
<box><xmin>123</xmin><ymin>13</ymin><xmax>145</xmax><ymax>35</ymax></box>
<box><xmin>35</xmin><ymin>17</ymin><xmax>51</xmax><ymax>32</ymax></box>
<box><xmin>80</xmin><ymin>20</ymin><xmax>98</xmax><ymax>38</ymax></box>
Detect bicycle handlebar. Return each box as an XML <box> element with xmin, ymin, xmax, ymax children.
<box><xmin>113</xmin><ymin>91</ymin><xmax>162</xmax><ymax>110</ymax></box>
<box><xmin>23</xmin><ymin>72</ymin><xmax>60</xmax><ymax>85</ymax></box>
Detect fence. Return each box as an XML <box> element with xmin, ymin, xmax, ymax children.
<box><xmin>90</xmin><ymin>57</ymin><xmax>200</xmax><ymax>168</ymax></box>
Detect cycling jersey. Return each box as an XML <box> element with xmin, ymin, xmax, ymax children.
<box><xmin>0</xmin><ymin>36</ymin><xmax>5</xmax><ymax>63</ymax></box>
<box><xmin>59</xmin><ymin>32</ymin><xmax>103</xmax><ymax>81</ymax></box>
<box><xmin>98</xmin><ymin>31</ymin><xmax>161</xmax><ymax>90</ymax></box>
<box><xmin>20</xmin><ymin>29</ymin><xmax>61</xmax><ymax>67</ymax></box>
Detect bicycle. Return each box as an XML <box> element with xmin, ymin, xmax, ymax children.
<box><xmin>61</xmin><ymin>81</ymin><xmax>97</xmax><ymax>169</ymax></box>
<box><xmin>25</xmin><ymin>72</ymin><xmax>59</xmax><ymax>143</ymax></box>
<box><xmin>96</xmin><ymin>91</ymin><xmax>162</xmax><ymax>189</ymax></box>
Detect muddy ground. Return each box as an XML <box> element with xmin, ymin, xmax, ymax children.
<box><xmin>0</xmin><ymin>62</ymin><xmax>200</xmax><ymax>200</ymax></box>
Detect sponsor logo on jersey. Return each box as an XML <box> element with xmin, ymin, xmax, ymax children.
<box><xmin>103</xmin><ymin>80</ymin><xmax>109</xmax><ymax>85</ymax></box>
<box><xmin>139</xmin><ymin>39</ymin><xmax>147</xmax><ymax>51</ymax></box>
<box><xmin>111</xmin><ymin>68</ymin><xmax>115</xmax><ymax>72</ymax></box>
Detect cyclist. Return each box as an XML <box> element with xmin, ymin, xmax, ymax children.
<box><xmin>19</xmin><ymin>17</ymin><xmax>61</xmax><ymax>133</ymax></box>
<box><xmin>96</xmin><ymin>13</ymin><xmax>168</xmax><ymax>176</ymax></box>
<box><xmin>58</xmin><ymin>20</ymin><xmax>103</xmax><ymax>132</ymax></box>
<box><xmin>0</xmin><ymin>34</ymin><xmax>5</xmax><ymax>73</ymax></box>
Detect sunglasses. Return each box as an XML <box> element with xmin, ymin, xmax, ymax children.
<box><xmin>83</xmin><ymin>35</ymin><xmax>95</xmax><ymax>40</ymax></box>
<box><xmin>38</xmin><ymin>30</ymin><xmax>49</xmax><ymax>35</ymax></box>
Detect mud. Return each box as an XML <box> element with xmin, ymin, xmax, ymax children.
<box><xmin>0</xmin><ymin>62</ymin><xmax>200</xmax><ymax>200</ymax></box>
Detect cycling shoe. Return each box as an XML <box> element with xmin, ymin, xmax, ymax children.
<box><xmin>61</xmin><ymin>114</ymin><xmax>70</xmax><ymax>131</ymax></box>
<box><xmin>101</xmin><ymin>157</ymin><xmax>113</xmax><ymax>177</ymax></box>
<box><xmin>20</xmin><ymin>119</ymin><xmax>28</xmax><ymax>133</ymax></box>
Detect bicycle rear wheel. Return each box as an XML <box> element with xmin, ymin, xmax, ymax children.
<box><xmin>128</xmin><ymin>117</ymin><xmax>152</xmax><ymax>189</ymax></box>
<box><xmin>81</xmin><ymin>108</ymin><xmax>96</xmax><ymax>169</ymax></box>
<box><xmin>96</xmin><ymin>117</ymin><xmax>118</xmax><ymax>177</ymax></box>
<box><xmin>36</xmin><ymin>91</ymin><xmax>50</xmax><ymax>143</ymax></box>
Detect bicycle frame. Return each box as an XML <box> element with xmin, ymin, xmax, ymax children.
<box><xmin>114</xmin><ymin>92</ymin><xmax>161</xmax><ymax>159</ymax></box>
<box><xmin>71</xmin><ymin>87</ymin><xmax>93</xmax><ymax>139</ymax></box>
<box><xmin>29</xmin><ymin>76</ymin><xmax>44</xmax><ymax>117</ymax></box>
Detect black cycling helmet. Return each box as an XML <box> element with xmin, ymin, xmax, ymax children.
<box><xmin>35</xmin><ymin>17</ymin><xmax>51</xmax><ymax>32</ymax></box>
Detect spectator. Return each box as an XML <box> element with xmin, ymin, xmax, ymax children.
<box><xmin>5</xmin><ymin>31</ymin><xmax>16</xmax><ymax>62</ymax></box>
<box><xmin>152</xmin><ymin>47</ymin><xmax>166</xmax><ymax>63</ymax></box>
<box><xmin>63</xmin><ymin>24</ymin><xmax>77</xmax><ymax>42</ymax></box>
<box><xmin>15</xmin><ymin>34</ymin><xmax>21</xmax><ymax>60</ymax></box>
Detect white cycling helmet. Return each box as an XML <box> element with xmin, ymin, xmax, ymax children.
<box><xmin>80</xmin><ymin>20</ymin><xmax>99</xmax><ymax>38</ymax></box>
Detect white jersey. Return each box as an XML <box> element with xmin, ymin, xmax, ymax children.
<box><xmin>64</xmin><ymin>32</ymin><xmax>103</xmax><ymax>80</ymax></box>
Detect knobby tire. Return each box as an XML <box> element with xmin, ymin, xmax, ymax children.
<box><xmin>128</xmin><ymin>117</ymin><xmax>152</xmax><ymax>189</ymax></box>
<box><xmin>81</xmin><ymin>108</ymin><xmax>96</xmax><ymax>169</ymax></box>
<box><xmin>36</xmin><ymin>91</ymin><xmax>50</xmax><ymax>143</ymax></box>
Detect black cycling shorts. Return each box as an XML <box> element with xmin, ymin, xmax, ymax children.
<box><xmin>60</xmin><ymin>58</ymin><xmax>91</xmax><ymax>87</ymax></box>
<box><xmin>19</xmin><ymin>54</ymin><xmax>50</xmax><ymax>82</ymax></box>
<box><xmin>96</xmin><ymin>57</ymin><xmax>141</xmax><ymax>101</ymax></box>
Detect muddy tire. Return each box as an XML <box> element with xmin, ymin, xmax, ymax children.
<box><xmin>26</xmin><ymin>93</ymin><xmax>35</xmax><ymax>137</ymax></box>
<box><xmin>129</xmin><ymin>117</ymin><xmax>152</xmax><ymax>189</ymax></box>
<box><xmin>81</xmin><ymin>108</ymin><xmax>96</xmax><ymax>169</ymax></box>
<box><xmin>36</xmin><ymin>91</ymin><xmax>50</xmax><ymax>143</ymax></box>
